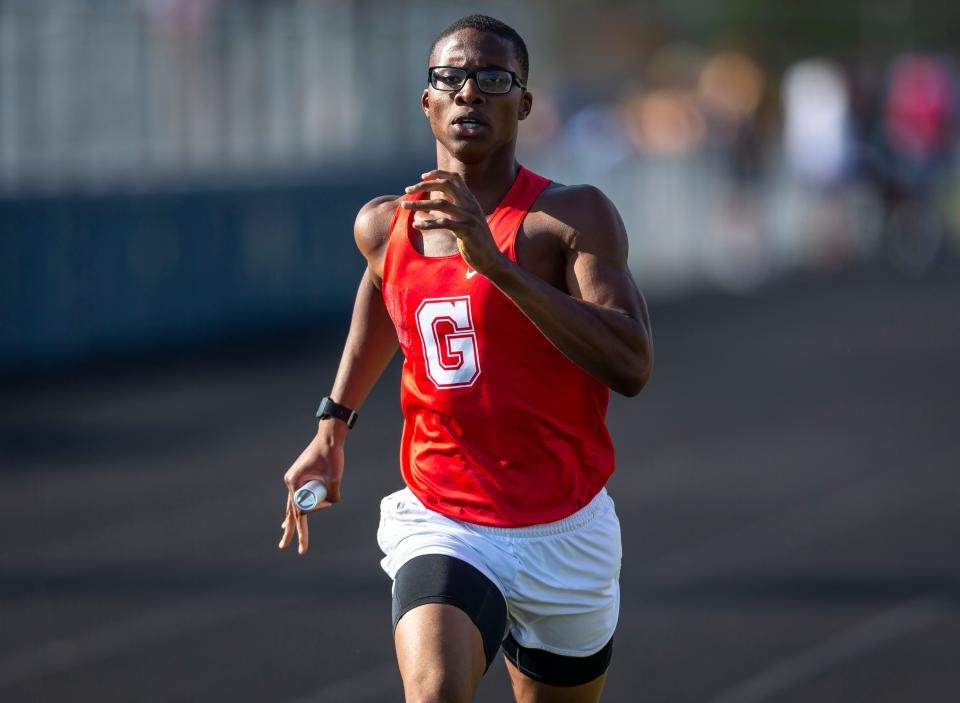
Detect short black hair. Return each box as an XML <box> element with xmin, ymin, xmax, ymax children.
<box><xmin>429</xmin><ymin>14</ymin><xmax>529</xmax><ymax>82</ymax></box>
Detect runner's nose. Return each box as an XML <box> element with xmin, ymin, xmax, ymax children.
<box><xmin>455</xmin><ymin>76</ymin><xmax>485</xmax><ymax>106</ymax></box>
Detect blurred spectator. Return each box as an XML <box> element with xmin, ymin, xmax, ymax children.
<box><xmin>782</xmin><ymin>59</ymin><xmax>853</xmax><ymax>187</ymax></box>
<box><xmin>622</xmin><ymin>88</ymin><xmax>705</xmax><ymax>157</ymax></box>
<box><xmin>698</xmin><ymin>51</ymin><xmax>765</xmax><ymax>143</ymax></box>
<box><xmin>622</xmin><ymin>43</ymin><xmax>706</xmax><ymax>157</ymax></box>
<box><xmin>883</xmin><ymin>55</ymin><xmax>954</xmax><ymax>166</ymax></box>
<box><xmin>868</xmin><ymin>54</ymin><xmax>957</xmax><ymax>271</ymax></box>
<box><xmin>698</xmin><ymin>51</ymin><xmax>768</xmax><ymax>183</ymax></box>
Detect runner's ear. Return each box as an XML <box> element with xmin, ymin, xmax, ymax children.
<box><xmin>518</xmin><ymin>90</ymin><xmax>532</xmax><ymax>121</ymax></box>
<box><xmin>422</xmin><ymin>88</ymin><xmax>431</xmax><ymax>118</ymax></box>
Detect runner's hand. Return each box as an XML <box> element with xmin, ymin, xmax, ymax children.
<box><xmin>279</xmin><ymin>434</ymin><xmax>344</xmax><ymax>555</ymax></box>
<box><xmin>401</xmin><ymin>170</ymin><xmax>508</xmax><ymax>277</ymax></box>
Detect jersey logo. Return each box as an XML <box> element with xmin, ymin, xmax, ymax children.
<box><xmin>415</xmin><ymin>296</ymin><xmax>481</xmax><ymax>389</ymax></box>
<box><xmin>465</xmin><ymin>268</ymin><xmax>478</xmax><ymax>279</ymax></box>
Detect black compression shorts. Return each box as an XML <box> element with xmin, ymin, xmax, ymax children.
<box><xmin>391</xmin><ymin>554</ymin><xmax>613</xmax><ymax>686</ymax></box>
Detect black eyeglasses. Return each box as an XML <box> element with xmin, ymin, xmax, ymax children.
<box><xmin>428</xmin><ymin>66</ymin><xmax>526</xmax><ymax>95</ymax></box>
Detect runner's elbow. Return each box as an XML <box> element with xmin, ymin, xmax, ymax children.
<box><xmin>614</xmin><ymin>351</ymin><xmax>652</xmax><ymax>397</ymax></box>
<box><xmin>615</xmin><ymin>374</ymin><xmax>646</xmax><ymax>397</ymax></box>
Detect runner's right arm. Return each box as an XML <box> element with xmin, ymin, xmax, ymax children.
<box><xmin>326</xmin><ymin>195</ymin><xmax>402</xmax><ymax>415</ymax></box>
<box><xmin>279</xmin><ymin>196</ymin><xmax>399</xmax><ymax>554</ymax></box>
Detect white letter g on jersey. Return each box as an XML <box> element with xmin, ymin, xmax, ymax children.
<box><xmin>415</xmin><ymin>296</ymin><xmax>481</xmax><ymax>389</ymax></box>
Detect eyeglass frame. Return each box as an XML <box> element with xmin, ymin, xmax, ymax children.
<box><xmin>427</xmin><ymin>65</ymin><xmax>527</xmax><ymax>95</ymax></box>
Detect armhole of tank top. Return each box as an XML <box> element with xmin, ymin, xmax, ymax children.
<box><xmin>380</xmin><ymin>197</ymin><xmax>405</xmax><ymax>291</ymax></box>
<box><xmin>507</xmin><ymin>177</ymin><xmax>551</xmax><ymax>264</ymax></box>
<box><xmin>506</xmin><ymin>215</ymin><xmax>521</xmax><ymax>263</ymax></box>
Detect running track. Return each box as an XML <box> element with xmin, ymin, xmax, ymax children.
<box><xmin>2</xmin><ymin>261</ymin><xmax>958</xmax><ymax>702</ymax></box>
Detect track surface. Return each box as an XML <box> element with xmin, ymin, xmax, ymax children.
<box><xmin>2</xmin><ymin>262</ymin><xmax>958</xmax><ymax>702</ymax></box>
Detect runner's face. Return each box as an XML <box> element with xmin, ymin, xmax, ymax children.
<box><xmin>423</xmin><ymin>29</ymin><xmax>532</xmax><ymax>163</ymax></box>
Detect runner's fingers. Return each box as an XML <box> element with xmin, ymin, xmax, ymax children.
<box><xmin>279</xmin><ymin>519</ymin><xmax>293</xmax><ymax>549</ymax></box>
<box><xmin>419</xmin><ymin>169</ymin><xmax>466</xmax><ymax>187</ymax></box>
<box><xmin>297</xmin><ymin>512</ymin><xmax>309</xmax><ymax>555</ymax></box>
<box><xmin>281</xmin><ymin>494</ymin><xmax>293</xmax><ymax>529</ymax></box>
<box><xmin>404</xmin><ymin>178</ymin><xmax>464</xmax><ymax>202</ymax></box>
<box><xmin>411</xmin><ymin>217</ymin><xmax>469</xmax><ymax>231</ymax></box>
<box><xmin>279</xmin><ymin>492</ymin><xmax>295</xmax><ymax>549</ymax></box>
<box><xmin>405</xmin><ymin>176</ymin><xmax>451</xmax><ymax>191</ymax></box>
<box><xmin>400</xmin><ymin>199</ymin><xmax>467</xmax><ymax>215</ymax></box>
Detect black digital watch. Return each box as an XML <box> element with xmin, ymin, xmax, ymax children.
<box><xmin>316</xmin><ymin>396</ymin><xmax>358</xmax><ymax>429</ymax></box>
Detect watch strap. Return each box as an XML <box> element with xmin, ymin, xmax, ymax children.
<box><xmin>316</xmin><ymin>396</ymin><xmax>358</xmax><ymax>429</ymax></box>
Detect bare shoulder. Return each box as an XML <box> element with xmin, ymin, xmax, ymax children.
<box><xmin>528</xmin><ymin>182</ymin><xmax>628</xmax><ymax>262</ymax></box>
<box><xmin>354</xmin><ymin>195</ymin><xmax>402</xmax><ymax>266</ymax></box>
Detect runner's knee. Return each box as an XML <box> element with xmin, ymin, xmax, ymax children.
<box><xmin>397</xmin><ymin>621</ymin><xmax>479</xmax><ymax>703</ymax></box>
<box><xmin>403</xmin><ymin>678</ymin><xmax>474</xmax><ymax>703</ymax></box>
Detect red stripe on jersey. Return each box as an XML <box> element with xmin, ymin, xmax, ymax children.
<box><xmin>381</xmin><ymin>166</ymin><xmax>614</xmax><ymax>527</ymax></box>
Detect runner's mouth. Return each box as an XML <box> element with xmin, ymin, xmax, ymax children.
<box><xmin>452</xmin><ymin>114</ymin><xmax>489</xmax><ymax>128</ymax></box>
<box><xmin>452</xmin><ymin>116</ymin><xmax>489</xmax><ymax>136</ymax></box>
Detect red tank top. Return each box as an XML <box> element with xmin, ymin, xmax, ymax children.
<box><xmin>381</xmin><ymin>166</ymin><xmax>615</xmax><ymax>527</ymax></box>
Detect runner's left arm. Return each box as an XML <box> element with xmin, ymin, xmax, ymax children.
<box><xmin>403</xmin><ymin>172</ymin><xmax>652</xmax><ymax>396</ymax></box>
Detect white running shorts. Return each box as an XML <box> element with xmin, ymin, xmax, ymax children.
<box><xmin>377</xmin><ymin>486</ymin><xmax>622</xmax><ymax>657</ymax></box>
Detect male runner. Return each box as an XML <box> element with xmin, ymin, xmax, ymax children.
<box><xmin>279</xmin><ymin>15</ymin><xmax>652</xmax><ymax>703</ymax></box>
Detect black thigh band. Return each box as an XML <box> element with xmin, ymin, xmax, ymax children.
<box><xmin>502</xmin><ymin>632</ymin><xmax>614</xmax><ymax>687</ymax></box>
<box><xmin>392</xmin><ymin>554</ymin><xmax>507</xmax><ymax>670</ymax></box>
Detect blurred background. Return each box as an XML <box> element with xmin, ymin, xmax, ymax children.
<box><xmin>1</xmin><ymin>1</ymin><xmax>958</xmax><ymax>702</ymax></box>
